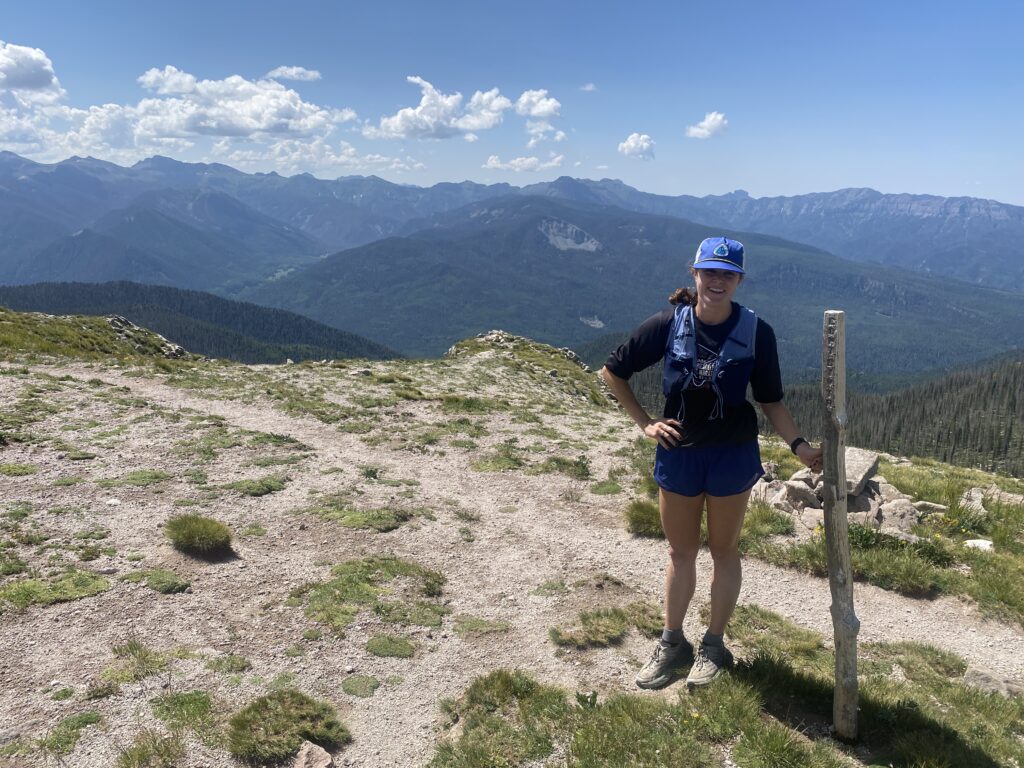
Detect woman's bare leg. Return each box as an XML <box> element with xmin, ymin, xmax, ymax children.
<box><xmin>659</xmin><ymin>488</ymin><xmax>704</xmax><ymax>631</ymax></box>
<box><xmin>704</xmin><ymin>489</ymin><xmax>752</xmax><ymax>634</ymax></box>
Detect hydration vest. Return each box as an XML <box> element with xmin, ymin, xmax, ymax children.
<box><xmin>662</xmin><ymin>304</ymin><xmax>757</xmax><ymax>421</ymax></box>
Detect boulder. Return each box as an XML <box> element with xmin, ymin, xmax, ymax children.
<box><xmin>784</xmin><ymin>480</ymin><xmax>821</xmax><ymax>510</ymax></box>
<box><xmin>983</xmin><ymin>485</ymin><xmax>1024</xmax><ymax>507</ymax></box>
<box><xmin>847</xmin><ymin>492</ymin><xmax>880</xmax><ymax>517</ymax></box>
<box><xmin>960</xmin><ymin>488</ymin><xmax>989</xmax><ymax>516</ymax></box>
<box><xmin>964</xmin><ymin>539</ymin><xmax>994</xmax><ymax>552</ymax></box>
<box><xmin>913</xmin><ymin>500</ymin><xmax>948</xmax><ymax>516</ymax></box>
<box><xmin>761</xmin><ymin>461</ymin><xmax>780</xmax><ymax>482</ymax></box>
<box><xmin>799</xmin><ymin>509</ymin><xmax>824</xmax><ymax>531</ymax></box>
<box><xmin>293</xmin><ymin>741</ymin><xmax>334</xmax><ymax>768</ymax></box>
<box><xmin>768</xmin><ymin>487</ymin><xmax>795</xmax><ymax>514</ymax></box>
<box><xmin>963</xmin><ymin>665</ymin><xmax>1024</xmax><ymax>698</ymax></box>
<box><xmin>876</xmin><ymin>481</ymin><xmax>911</xmax><ymax>502</ymax></box>
<box><xmin>789</xmin><ymin>467</ymin><xmax>817</xmax><ymax>488</ymax></box>
<box><xmin>877</xmin><ymin>498</ymin><xmax>919</xmax><ymax>535</ymax></box>
<box><xmin>750</xmin><ymin>479</ymin><xmax>781</xmax><ymax>504</ymax></box>
<box><xmin>849</xmin><ymin>510</ymin><xmax>881</xmax><ymax>528</ymax></box>
<box><xmin>844</xmin><ymin>447</ymin><xmax>879</xmax><ymax>497</ymax></box>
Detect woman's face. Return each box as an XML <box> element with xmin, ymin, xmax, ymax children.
<box><xmin>693</xmin><ymin>267</ymin><xmax>743</xmax><ymax>309</ymax></box>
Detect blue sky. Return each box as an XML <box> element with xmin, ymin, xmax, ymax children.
<box><xmin>2</xmin><ymin>0</ymin><xmax>1022</xmax><ymax>203</ymax></box>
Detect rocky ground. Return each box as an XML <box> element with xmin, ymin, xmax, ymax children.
<box><xmin>0</xmin><ymin>332</ymin><xmax>1021</xmax><ymax>767</ymax></box>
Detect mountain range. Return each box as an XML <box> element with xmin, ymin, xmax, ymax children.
<box><xmin>1</xmin><ymin>151</ymin><xmax>1022</xmax><ymax>376</ymax></box>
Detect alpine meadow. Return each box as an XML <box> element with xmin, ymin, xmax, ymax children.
<box><xmin>2</xmin><ymin>4</ymin><xmax>1023</xmax><ymax>767</ymax></box>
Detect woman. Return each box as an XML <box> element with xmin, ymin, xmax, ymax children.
<box><xmin>600</xmin><ymin>236</ymin><xmax>822</xmax><ymax>689</ymax></box>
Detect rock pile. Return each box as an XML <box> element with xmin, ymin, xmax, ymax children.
<box><xmin>754</xmin><ymin>446</ymin><xmax>954</xmax><ymax>541</ymax></box>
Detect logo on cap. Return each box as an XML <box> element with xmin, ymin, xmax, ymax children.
<box><xmin>713</xmin><ymin>243</ymin><xmax>730</xmax><ymax>258</ymax></box>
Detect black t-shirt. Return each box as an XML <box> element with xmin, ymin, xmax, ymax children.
<box><xmin>604</xmin><ymin>302</ymin><xmax>784</xmax><ymax>446</ymax></box>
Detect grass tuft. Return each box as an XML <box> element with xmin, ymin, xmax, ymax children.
<box><xmin>224</xmin><ymin>475</ymin><xmax>288</xmax><ymax>496</ymax></box>
<box><xmin>38</xmin><ymin>712</ymin><xmax>102</xmax><ymax>756</ymax></box>
<box><xmin>342</xmin><ymin>675</ymin><xmax>380</xmax><ymax>698</ymax></box>
<box><xmin>0</xmin><ymin>568</ymin><xmax>109</xmax><ymax>610</ymax></box>
<box><xmin>624</xmin><ymin>499</ymin><xmax>662</xmax><ymax>537</ymax></box>
<box><xmin>206</xmin><ymin>654</ymin><xmax>251</xmax><ymax>673</ymax></box>
<box><xmin>366</xmin><ymin>634</ymin><xmax>415</xmax><ymax>658</ymax></box>
<box><xmin>226</xmin><ymin>688</ymin><xmax>350</xmax><ymax>763</ymax></box>
<box><xmin>164</xmin><ymin>514</ymin><xmax>232</xmax><ymax>556</ymax></box>
<box><xmin>116</xmin><ymin>729</ymin><xmax>185</xmax><ymax>768</ymax></box>
<box><xmin>549</xmin><ymin>602</ymin><xmax>661</xmax><ymax>648</ymax></box>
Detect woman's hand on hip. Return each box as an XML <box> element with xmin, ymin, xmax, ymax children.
<box><xmin>796</xmin><ymin>442</ymin><xmax>823</xmax><ymax>472</ymax></box>
<box><xmin>643</xmin><ymin>418</ymin><xmax>683</xmax><ymax>449</ymax></box>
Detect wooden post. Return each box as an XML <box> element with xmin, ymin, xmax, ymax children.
<box><xmin>821</xmin><ymin>310</ymin><xmax>859</xmax><ymax>741</ymax></box>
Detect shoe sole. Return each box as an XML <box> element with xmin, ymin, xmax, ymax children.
<box><xmin>685</xmin><ymin>667</ymin><xmax>723</xmax><ymax>687</ymax></box>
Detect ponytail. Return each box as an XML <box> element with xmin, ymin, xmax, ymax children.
<box><xmin>668</xmin><ymin>287</ymin><xmax>698</xmax><ymax>306</ymax></box>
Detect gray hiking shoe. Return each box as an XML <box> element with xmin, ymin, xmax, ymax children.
<box><xmin>685</xmin><ymin>642</ymin><xmax>733</xmax><ymax>687</ymax></box>
<box><xmin>635</xmin><ymin>639</ymin><xmax>694</xmax><ymax>689</ymax></box>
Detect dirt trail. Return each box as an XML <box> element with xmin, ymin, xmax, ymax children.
<box><xmin>2</xmin><ymin>360</ymin><xmax>1022</xmax><ymax>768</ymax></box>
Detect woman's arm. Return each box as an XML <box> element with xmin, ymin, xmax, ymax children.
<box><xmin>599</xmin><ymin>366</ymin><xmax>683</xmax><ymax>449</ymax></box>
<box><xmin>758</xmin><ymin>400</ymin><xmax>823</xmax><ymax>471</ymax></box>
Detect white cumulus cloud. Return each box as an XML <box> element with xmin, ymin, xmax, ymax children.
<box><xmin>618</xmin><ymin>132</ymin><xmax>654</xmax><ymax>160</ymax></box>
<box><xmin>265</xmin><ymin>65</ymin><xmax>322</xmax><ymax>82</ymax></box>
<box><xmin>686</xmin><ymin>111</ymin><xmax>727</xmax><ymax>139</ymax></box>
<box><xmin>222</xmin><ymin>136</ymin><xmax>423</xmax><ymax>174</ymax></box>
<box><xmin>366</xmin><ymin>76</ymin><xmax>512</xmax><ymax>140</ymax></box>
<box><xmin>0</xmin><ymin>40</ymin><xmax>65</xmax><ymax>105</ymax></box>
<box><xmin>580</xmin><ymin>83</ymin><xmax>597</xmax><ymax>92</ymax></box>
<box><xmin>515</xmin><ymin>89</ymin><xmax>561</xmax><ymax>119</ymax></box>
<box><xmin>483</xmin><ymin>153</ymin><xmax>564</xmax><ymax>172</ymax></box>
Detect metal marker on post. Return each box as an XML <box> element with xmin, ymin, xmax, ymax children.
<box><xmin>821</xmin><ymin>310</ymin><xmax>859</xmax><ymax>740</ymax></box>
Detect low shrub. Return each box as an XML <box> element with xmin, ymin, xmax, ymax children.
<box><xmin>366</xmin><ymin>634</ymin><xmax>415</xmax><ymax>658</ymax></box>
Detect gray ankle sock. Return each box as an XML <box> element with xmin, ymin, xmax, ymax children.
<box><xmin>702</xmin><ymin>630</ymin><xmax>724</xmax><ymax>647</ymax></box>
<box><xmin>661</xmin><ymin>628</ymin><xmax>684</xmax><ymax>645</ymax></box>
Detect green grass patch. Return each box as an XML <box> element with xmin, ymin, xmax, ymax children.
<box><xmin>758</xmin><ymin>438</ymin><xmax>805</xmax><ymax>480</ymax></box>
<box><xmin>164</xmin><ymin>514</ymin><xmax>232</xmax><ymax>556</ymax></box>
<box><xmin>122</xmin><ymin>569</ymin><xmax>190</xmax><ymax>594</ymax></box>
<box><xmin>549</xmin><ymin>602</ymin><xmax>661</xmax><ymax>648</ymax></box>
<box><xmin>454</xmin><ymin>614</ymin><xmax>512</xmax><ymax>638</ymax></box>
<box><xmin>223</xmin><ymin>474</ymin><xmax>288</xmax><ymax>496</ymax></box>
<box><xmin>98</xmin><ymin>469</ymin><xmax>174</xmax><ymax>488</ymax></box>
<box><xmin>471</xmin><ymin>439</ymin><xmax>525</xmax><ymax>472</ymax></box>
<box><xmin>206</xmin><ymin>654</ymin><xmax>251</xmax><ymax>673</ymax></box>
<box><xmin>366</xmin><ymin>634</ymin><xmax>415</xmax><ymax>658</ymax></box>
<box><xmin>102</xmin><ymin>639</ymin><xmax>169</xmax><ymax>684</ymax></box>
<box><xmin>116</xmin><ymin>729</ymin><xmax>186</xmax><ymax>768</ymax></box>
<box><xmin>38</xmin><ymin>712</ymin><xmax>103</xmax><ymax>756</ymax></box>
<box><xmin>434</xmin><ymin>606</ymin><xmax>1024</xmax><ymax>768</ymax></box>
<box><xmin>151</xmin><ymin>690</ymin><xmax>217</xmax><ymax>740</ymax></box>
<box><xmin>0</xmin><ymin>463</ymin><xmax>38</xmax><ymax>476</ymax></box>
<box><xmin>0</xmin><ymin>568</ymin><xmax>109</xmax><ymax>610</ymax></box>
<box><xmin>52</xmin><ymin>687</ymin><xmax>74</xmax><ymax>701</ymax></box>
<box><xmin>527</xmin><ymin>454</ymin><xmax>591</xmax><ymax>480</ymax></box>
<box><xmin>0</xmin><ymin>549</ymin><xmax>27</xmax><ymax>576</ymax></box>
<box><xmin>226</xmin><ymin>688</ymin><xmax>350</xmax><ymax>763</ymax></box>
<box><xmin>241</xmin><ymin>522</ymin><xmax>267</xmax><ymax>536</ymax></box>
<box><xmin>532</xmin><ymin>580</ymin><xmax>568</xmax><ymax>597</ymax></box>
<box><xmin>590</xmin><ymin>479</ymin><xmax>622</xmax><ymax>495</ymax></box>
<box><xmin>302</xmin><ymin>494</ymin><xmax>418</xmax><ymax>532</ymax></box>
<box><xmin>342</xmin><ymin>675</ymin><xmax>380</xmax><ymax>698</ymax></box>
<box><xmin>288</xmin><ymin>555</ymin><xmax>445</xmax><ymax>634</ymax></box>
<box><xmin>441</xmin><ymin>395</ymin><xmax>498</xmax><ymax>414</ymax></box>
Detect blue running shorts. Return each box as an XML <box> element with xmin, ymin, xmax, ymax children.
<box><xmin>654</xmin><ymin>440</ymin><xmax>764</xmax><ymax>497</ymax></box>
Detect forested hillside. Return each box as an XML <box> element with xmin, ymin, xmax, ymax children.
<box><xmin>0</xmin><ymin>282</ymin><xmax>399</xmax><ymax>363</ymax></box>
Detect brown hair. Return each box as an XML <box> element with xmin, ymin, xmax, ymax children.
<box><xmin>668</xmin><ymin>287</ymin><xmax>698</xmax><ymax>306</ymax></box>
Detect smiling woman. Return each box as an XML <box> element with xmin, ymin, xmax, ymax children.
<box><xmin>600</xmin><ymin>235</ymin><xmax>822</xmax><ymax>691</ymax></box>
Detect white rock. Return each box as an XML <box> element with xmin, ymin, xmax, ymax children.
<box><xmin>876</xmin><ymin>481</ymin><xmax>911</xmax><ymax>502</ymax></box>
<box><xmin>105</xmin><ymin>499</ymin><xmax>121</xmax><ymax>506</ymax></box>
<box><xmin>293</xmin><ymin>741</ymin><xmax>334</xmax><ymax>768</ymax></box>
<box><xmin>877</xmin><ymin>499</ymin><xmax>920</xmax><ymax>534</ymax></box>
<box><xmin>960</xmin><ymin>488</ymin><xmax>989</xmax><ymax>516</ymax></box>
<box><xmin>800</xmin><ymin>509</ymin><xmax>824</xmax><ymax>531</ymax></box>
<box><xmin>964</xmin><ymin>539</ymin><xmax>994</xmax><ymax>552</ymax></box>
<box><xmin>844</xmin><ymin>447</ymin><xmax>879</xmax><ymax>497</ymax></box>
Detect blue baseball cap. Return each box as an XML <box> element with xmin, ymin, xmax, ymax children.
<box><xmin>693</xmin><ymin>236</ymin><xmax>745</xmax><ymax>273</ymax></box>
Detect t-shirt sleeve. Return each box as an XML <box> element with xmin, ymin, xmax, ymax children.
<box><xmin>751</xmin><ymin>318</ymin><xmax>784</xmax><ymax>403</ymax></box>
<box><xmin>603</xmin><ymin>308</ymin><xmax>673</xmax><ymax>380</ymax></box>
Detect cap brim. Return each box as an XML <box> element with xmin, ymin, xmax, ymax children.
<box><xmin>693</xmin><ymin>260</ymin><xmax>745</xmax><ymax>273</ymax></box>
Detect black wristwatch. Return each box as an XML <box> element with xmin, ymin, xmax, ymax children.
<box><xmin>789</xmin><ymin>437</ymin><xmax>809</xmax><ymax>455</ymax></box>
